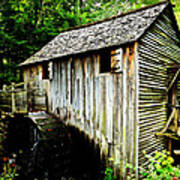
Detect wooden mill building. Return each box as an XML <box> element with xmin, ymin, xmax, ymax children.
<box><xmin>20</xmin><ymin>1</ymin><xmax>180</xmax><ymax>178</ymax></box>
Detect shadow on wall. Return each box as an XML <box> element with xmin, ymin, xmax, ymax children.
<box><xmin>3</xmin><ymin>115</ymin><xmax>105</xmax><ymax>180</ymax></box>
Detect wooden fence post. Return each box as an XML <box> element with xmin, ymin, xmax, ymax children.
<box><xmin>3</xmin><ymin>85</ymin><xmax>7</xmax><ymax>91</ymax></box>
<box><xmin>25</xmin><ymin>84</ymin><xmax>28</xmax><ymax>113</ymax></box>
<box><xmin>11</xmin><ymin>83</ymin><xmax>16</xmax><ymax>113</ymax></box>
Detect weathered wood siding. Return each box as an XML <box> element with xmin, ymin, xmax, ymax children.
<box><xmin>23</xmin><ymin>65</ymin><xmax>43</xmax><ymax>82</ymax></box>
<box><xmin>50</xmin><ymin>43</ymin><xmax>139</xmax><ymax>178</ymax></box>
<box><xmin>138</xmin><ymin>6</ymin><xmax>180</xmax><ymax>166</ymax></box>
<box><xmin>23</xmin><ymin>64</ymin><xmax>51</xmax><ymax>111</ymax></box>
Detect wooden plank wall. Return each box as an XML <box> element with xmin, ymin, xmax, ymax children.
<box><xmin>172</xmin><ymin>71</ymin><xmax>180</xmax><ymax>125</ymax></box>
<box><xmin>50</xmin><ymin>43</ymin><xmax>139</xmax><ymax>178</ymax></box>
<box><xmin>138</xmin><ymin>7</ymin><xmax>180</xmax><ymax>166</ymax></box>
<box><xmin>23</xmin><ymin>64</ymin><xmax>51</xmax><ymax>112</ymax></box>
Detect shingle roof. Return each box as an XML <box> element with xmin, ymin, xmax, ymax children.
<box><xmin>20</xmin><ymin>1</ymin><xmax>169</xmax><ymax>66</ymax></box>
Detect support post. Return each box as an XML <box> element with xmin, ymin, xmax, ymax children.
<box><xmin>3</xmin><ymin>85</ymin><xmax>7</xmax><ymax>91</ymax></box>
<box><xmin>168</xmin><ymin>139</ymin><xmax>172</xmax><ymax>156</ymax></box>
<box><xmin>11</xmin><ymin>82</ymin><xmax>16</xmax><ymax>113</ymax></box>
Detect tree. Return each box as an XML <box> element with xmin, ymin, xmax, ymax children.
<box><xmin>0</xmin><ymin>0</ymin><xmax>90</xmax><ymax>87</ymax></box>
<box><xmin>171</xmin><ymin>0</ymin><xmax>180</xmax><ymax>26</ymax></box>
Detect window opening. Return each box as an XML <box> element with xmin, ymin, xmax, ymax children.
<box><xmin>99</xmin><ymin>50</ymin><xmax>111</xmax><ymax>73</ymax></box>
<box><xmin>42</xmin><ymin>63</ymin><xmax>49</xmax><ymax>79</ymax></box>
<box><xmin>99</xmin><ymin>48</ymin><xmax>123</xmax><ymax>74</ymax></box>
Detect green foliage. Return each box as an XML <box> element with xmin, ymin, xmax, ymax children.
<box><xmin>104</xmin><ymin>167</ymin><xmax>117</xmax><ymax>180</ymax></box>
<box><xmin>126</xmin><ymin>150</ymin><xmax>180</xmax><ymax>180</ymax></box>
<box><xmin>142</xmin><ymin>150</ymin><xmax>180</xmax><ymax>180</ymax></box>
<box><xmin>171</xmin><ymin>0</ymin><xmax>180</xmax><ymax>26</ymax></box>
<box><xmin>104</xmin><ymin>150</ymin><xmax>180</xmax><ymax>180</ymax></box>
<box><xmin>0</xmin><ymin>0</ymin><xmax>92</xmax><ymax>87</ymax></box>
<box><xmin>87</xmin><ymin>0</ymin><xmax>137</xmax><ymax>22</ymax></box>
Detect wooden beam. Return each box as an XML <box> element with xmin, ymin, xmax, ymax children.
<box><xmin>159</xmin><ymin>108</ymin><xmax>176</xmax><ymax>133</ymax></box>
<box><xmin>155</xmin><ymin>132</ymin><xmax>180</xmax><ymax>141</ymax></box>
<box><xmin>174</xmin><ymin>108</ymin><xmax>178</xmax><ymax>132</ymax></box>
<box><xmin>169</xmin><ymin>139</ymin><xmax>172</xmax><ymax>156</ymax></box>
<box><xmin>167</xmin><ymin>69</ymin><xmax>180</xmax><ymax>92</ymax></box>
<box><xmin>167</xmin><ymin>63</ymin><xmax>180</xmax><ymax>69</ymax></box>
<box><xmin>167</xmin><ymin>104</ymin><xmax>180</xmax><ymax>108</ymax></box>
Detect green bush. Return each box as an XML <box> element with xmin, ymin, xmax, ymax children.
<box><xmin>104</xmin><ymin>167</ymin><xmax>117</xmax><ymax>180</ymax></box>
<box><xmin>140</xmin><ymin>150</ymin><xmax>180</xmax><ymax>180</ymax></box>
<box><xmin>104</xmin><ymin>150</ymin><xmax>180</xmax><ymax>180</ymax></box>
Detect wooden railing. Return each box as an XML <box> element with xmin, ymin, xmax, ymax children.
<box><xmin>0</xmin><ymin>81</ymin><xmax>47</xmax><ymax>114</ymax></box>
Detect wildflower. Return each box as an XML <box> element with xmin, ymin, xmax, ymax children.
<box><xmin>9</xmin><ymin>158</ymin><xmax>15</xmax><ymax>164</ymax></box>
<box><xmin>172</xmin><ymin>177</ymin><xmax>178</xmax><ymax>180</ymax></box>
<box><xmin>47</xmin><ymin>128</ymin><xmax>52</xmax><ymax>132</ymax></box>
<box><xmin>10</xmin><ymin>163</ymin><xmax>16</xmax><ymax>168</ymax></box>
<box><xmin>3</xmin><ymin>157</ymin><xmax>8</xmax><ymax>162</ymax></box>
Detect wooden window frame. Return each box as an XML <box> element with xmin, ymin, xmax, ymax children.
<box><xmin>99</xmin><ymin>48</ymin><xmax>123</xmax><ymax>74</ymax></box>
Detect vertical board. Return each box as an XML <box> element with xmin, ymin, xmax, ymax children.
<box><xmin>122</xmin><ymin>47</ymin><xmax>129</xmax><ymax>178</ymax></box>
<box><xmin>106</xmin><ymin>75</ymin><xmax>113</xmax><ymax>144</ymax></box>
<box><xmin>95</xmin><ymin>56</ymin><xmax>101</xmax><ymax>144</ymax></box>
<box><xmin>53</xmin><ymin>61</ymin><xmax>58</xmax><ymax>112</ymax></box>
<box><xmin>67</xmin><ymin>59</ymin><xmax>71</xmax><ymax>106</ymax></box>
<box><xmin>79</xmin><ymin>58</ymin><xmax>84</xmax><ymax>129</ymax></box>
<box><xmin>134</xmin><ymin>42</ymin><xmax>139</xmax><ymax>178</ymax></box>
<box><xmin>57</xmin><ymin>61</ymin><xmax>61</xmax><ymax>109</ymax></box>
<box><xmin>62</xmin><ymin>62</ymin><xmax>67</xmax><ymax>107</ymax></box>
